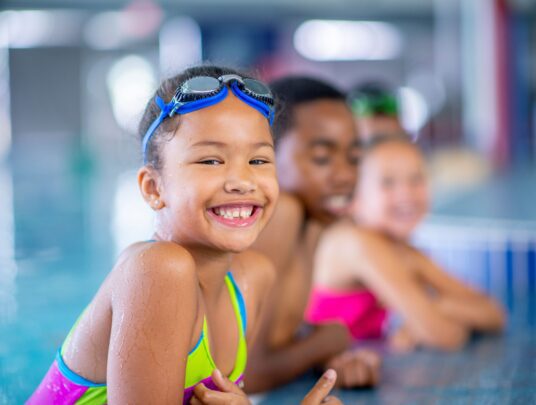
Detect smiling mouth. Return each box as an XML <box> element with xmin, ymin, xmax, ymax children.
<box><xmin>324</xmin><ymin>195</ymin><xmax>352</xmax><ymax>214</ymax></box>
<box><xmin>208</xmin><ymin>204</ymin><xmax>262</xmax><ymax>227</ymax></box>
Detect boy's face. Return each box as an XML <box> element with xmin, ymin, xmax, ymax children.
<box><xmin>353</xmin><ymin>141</ymin><xmax>429</xmax><ymax>240</ymax></box>
<box><xmin>153</xmin><ymin>93</ymin><xmax>279</xmax><ymax>253</ymax></box>
<box><xmin>276</xmin><ymin>99</ymin><xmax>360</xmax><ymax>224</ymax></box>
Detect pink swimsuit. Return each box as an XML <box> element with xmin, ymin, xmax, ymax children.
<box><xmin>305</xmin><ymin>287</ymin><xmax>388</xmax><ymax>340</ymax></box>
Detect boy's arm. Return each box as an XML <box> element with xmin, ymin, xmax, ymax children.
<box><xmin>244</xmin><ymin>322</ymin><xmax>349</xmax><ymax>393</ymax></box>
<box><xmin>244</xmin><ymin>193</ymin><xmax>349</xmax><ymax>392</ymax></box>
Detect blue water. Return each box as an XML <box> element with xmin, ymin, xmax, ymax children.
<box><xmin>1</xmin><ymin>158</ymin><xmax>535</xmax><ymax>404</ymax></box>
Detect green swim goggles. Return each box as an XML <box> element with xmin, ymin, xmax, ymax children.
<box><xmin>349</xmin><ymin>93</ymin><xmax>399</xmax><ymax>117</ymax></box>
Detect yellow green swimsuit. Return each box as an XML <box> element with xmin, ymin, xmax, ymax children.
<box><xmin>27</xmin><ymin>272</ymin><xmax>248</xmax><ymax>404</ymax></box>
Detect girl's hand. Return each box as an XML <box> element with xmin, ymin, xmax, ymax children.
<box><xmin>388</xmin><ymin>324</ymin><xmax>418</xmax><ymax>353</ymax></box>
<box><xmin>301</xmin><ymin>369</ymin><xmax>343</xmax><ymax>405</ymax></box>
<box><xmin>191</xmin><ymin>369</ymin><xmax>250</xmax><ymax>405</ymax></box>
<box><xmin>325</xmin><ymin>349</ymin><xmax>381</xmax><ymax>388</ymax></box>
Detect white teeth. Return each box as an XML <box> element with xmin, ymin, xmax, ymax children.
<box><xmin>240</xmin><ymin>207</ymin><xmax>253</xmax><ymax>218</ymax></box>
<box><xmin>326</xmin><ymin>195</ymin><xmax>351</xmax><ymax>209</ymax></box>
<box><xmin>214</xmin><ymin>206</ymin><xmax>254</xmax><ymax>219</ymax></box>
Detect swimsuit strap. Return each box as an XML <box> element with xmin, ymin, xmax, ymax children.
<box><xmin>184</xmin><ymin>272</ymin><xmax>248</xmax><ymax>387</ymax></box>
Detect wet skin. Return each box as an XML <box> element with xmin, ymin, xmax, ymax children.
<box><xmin>61</xmin><ymin>93</ymin><xmax>279</xmax><ymax>403</ymax></box>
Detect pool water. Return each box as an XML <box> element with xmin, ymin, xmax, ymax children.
<box><xmin>1</xmin><ymin>158</ymin><xmax>535</xmax><ymax>404</ymax></box>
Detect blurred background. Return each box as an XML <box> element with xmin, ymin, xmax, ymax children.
<box><xmin>0</xmin><ymin>0</ymin><xmax>535</xmax><ymax>403</ymax></box>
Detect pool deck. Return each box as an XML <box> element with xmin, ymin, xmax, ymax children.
<box><xmin>260</xmin><ymin>299</ymin><xmax>536</xmax><ymax>404</ymax></box>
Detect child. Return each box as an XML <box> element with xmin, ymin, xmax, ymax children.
<box><xmin>347</xmin><ymin>82</ymin><xmax>405</xmax><ymax>142</ymax></box>
<box><xmin>28</xmin><ymin>66</ymin><xmax>339</xmax><ymax>404</ymax></box>
<box><xmin>306</xmin><ymin>135</ymin><xmax>505</xmax><ymax>352</ymax></box>
<box><xmin>245</xmin><ymin>76</ymin><xmax>380</xmax><ymax>392</ymax></box>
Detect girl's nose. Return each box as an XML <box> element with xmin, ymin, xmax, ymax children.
<box><xmin>331</xmin><ymin>157</ymin><xmax>357</xmax><ymax>190</ymax></box>
<box><xmin>224</xmin><ymin>167</ymin><xmax>257</xmax><ymax>194</ymax></box>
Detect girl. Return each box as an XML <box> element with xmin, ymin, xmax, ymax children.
<box><xmin>306</xmin><ymin>135</ymin><xmax>505</xmax><ymax>352</ymax></box>
<box><xmin>28</xmin><ymin>65</ymin><xmax>340</xmax><ymax>404</ymax></box>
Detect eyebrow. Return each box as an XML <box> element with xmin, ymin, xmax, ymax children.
<box><xmin>309</xmin><ymin>139</ymin><xmax>336</xmax><ymax>148</ymax></box>
<box><xmin>191</xmin><ymin>140</ymin><xmax>274</xmax><ymax>150</ymax></box>
<box><xmin>309</xmin><ymin>139</ymin><xmax>363</xmax><ymax>148</ymax></box>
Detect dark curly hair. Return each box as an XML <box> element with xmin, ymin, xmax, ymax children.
<box><xmin>268</xmin><ymin>76</ymin><xmax>346</xmax><ymax>148</ymax></box>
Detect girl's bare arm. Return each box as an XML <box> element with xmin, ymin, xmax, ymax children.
<box><xmin>317</xmin><ymin>226</ymin><xmax>469</xmax><ymax>351</ymax></box>
<box><xmin>107</xmin><ymin>242</ymin><xmax>198</xmax><ymax>404</ymax></box>
<box><xmin>407</xmin><ymin>248</ymin><xmax>505</xmax><ymax>331</ymax></box>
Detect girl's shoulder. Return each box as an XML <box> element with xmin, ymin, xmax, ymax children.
<box><xmin>231</xmin><ymin>250</ymin><xmax>276</xmax><ymax>290</ymax></box>
<box><xmin>113</xmin><ymin>241</ymin><xmax>198</xmax><ymax>290</ymax></box>
<box><xmin>321</xmin><ymin>221</ymin><xmax>392</xmax><ymax>253</ymax></box>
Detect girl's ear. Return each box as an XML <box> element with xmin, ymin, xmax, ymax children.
<box><xmin>138</xmin><ymin>166</ymin><xmax>165</xmax><ymax>210</ymax></box>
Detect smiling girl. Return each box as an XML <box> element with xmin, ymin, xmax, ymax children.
<box><xmin>27</xmin><ymin>65</ymin><xmax>341</xmax><ymax>404</ymax></box>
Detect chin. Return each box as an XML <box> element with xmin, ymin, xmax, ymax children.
<box><xmin>388</xmin><ymin>226</ymin><xmax>415</xmax><ymax>241</ymax></box>
<box><xmin>217</xmin><ymin>235</ymin><xmax>258</xmax><ymax>254</ymax></box>
<box><xmin>309</xmin><ymin>209</ymin><xmax>337</xmax><ymax>225</ymax></box>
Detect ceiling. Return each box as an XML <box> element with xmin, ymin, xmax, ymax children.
<box><xmin>2</xmin><ymin>0</ymin><xmax>534</xmax><ymax>23</ymax></box>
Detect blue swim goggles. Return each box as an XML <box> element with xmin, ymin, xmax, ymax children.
<box><xmin>142</xmin><ymin>74</ymin><xmax>275</xmax><ymax>164</ymax></box>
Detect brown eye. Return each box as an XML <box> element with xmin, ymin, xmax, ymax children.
<box><xmin>311</xmin><ymin>155</ymin><xmax>331</xmax><ymax>165</ymax></box>
<box><xmin>250</xmin><ymin>159</ymin><xmax>269</xmax><ymax>165</ymax></box>
<box><xmin>348</xmin><ymin>149</ymin><xmax>362</xmax><ymax>165</ymax></box>
<box><xmin>309</xmin><ymin>142</ymin><xmax>334</xmax><ymax>166</ymax></box>
<box><xmin>199</xmin><ymin>159</ymin><xmax>222</xmax><ymax>165</ymax></box>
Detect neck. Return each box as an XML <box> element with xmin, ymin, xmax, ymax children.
<box><xmin>190</xmin><ymin>245</ymin><xmax>233</xmax><ymax>288</ymax></box>
<box><xmin>152</xmin><ymin>230</ymin><xmax>232</xmax><ymax>296</ymax></box>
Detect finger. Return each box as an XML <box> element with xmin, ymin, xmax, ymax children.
<box><xmin>357</xmin><ymin>350</ymin><xmax>382</xmax><ymax>368</ymax></box>
<box><xmin>341</xmin><ymin>362</ymin><xmax>356</xmax><ymax>388</ymax></box>
<box><xmin>322</xmin><ymin>395</ymin><xmax>343</xmax><ymax>405</ymax></box>
<box><xmin>192</xmin><ymin>383</ymin><xmax>224</xmax><ymax>404</ymax></box>
<box><xmin>211</xmin><ymin>369</ymin><xmax>244</xmax><ymax>395</ymax></box>
<box><xmin>369</xmin><ymin>360</ymin><xmax>381</xmax><ymax>386</ymax></box>
<box><xmin>193</xmin><ymin>383</ymin><xmax>212</xmax><ymax>403</ymax></box>
<box><xmin>355</xmin><ymin>351</ymin><xmax>381</xmax><ymax>386</ymax></box>
<box><xmin>302</xmin><ymin>369</ymin><xmax>337</xmax><ymax>405</ymax></box>
<box><xmin>356</xmin><ymin>361</ymin><xmax>372</xmax><ymax>386</ymax></box>
<box><xmin>339</xmin><ymin>360</ymin><xmax>365</xmax><ymax>388</ymax></box>
<box><xmin>189</xmin><ymin>396</ymin><xmax>202</xmax><ymax>405</ymax></box>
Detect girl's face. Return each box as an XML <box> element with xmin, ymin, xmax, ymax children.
<box><xmin>276</xmin><ymin>100</ymin><xmax>360</xmax><ymax>224</ymax></box>
<box><xmin>353</xmin><ymin>141</ymin><xmax>429</xmax><ymax>240</ymax></box>
<box><xmin>148</xmin><ymin>93</ymin><xmax>278</xmax><ymax>253</ymax></box>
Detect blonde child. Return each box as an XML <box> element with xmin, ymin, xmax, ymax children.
<box><xmin>306</xmin><ymin>135</ymin><xmax>505</xmax><ymax>352</ymax></box>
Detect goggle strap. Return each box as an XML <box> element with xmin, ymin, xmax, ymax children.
<box><xmin>155</xmin><ymin>95</ymin><xmax>174</xmax><ymax>115</ymax></box>
<box><xmin>142</xmin><ymin>105</ymin><xmax>168</xmax><ymax>164</ymax></box>
<box><xmin>230</xmin><ymin>82</ymin><xmax>274</xmax><ymax>125</ymax></box>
